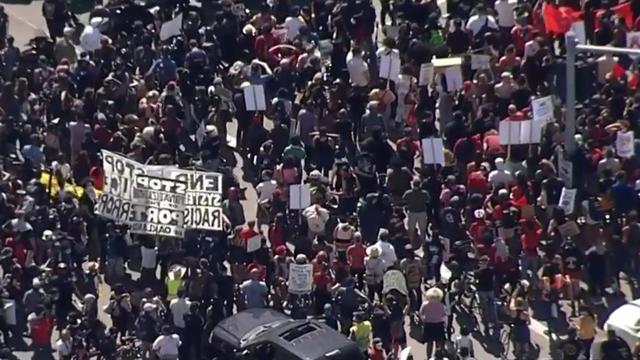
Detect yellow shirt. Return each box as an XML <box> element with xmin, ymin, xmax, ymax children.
<box><xmin>350</xmin><ymin>320</ymin><xmax>372</xmax><ymax>352</ymax></box>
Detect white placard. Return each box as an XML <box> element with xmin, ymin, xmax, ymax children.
<box><xmin>159</xmin><ymin>13</ymin><xmax>183</xmax><ymax>41</ymax></box>
<box><xmin>243</xmin><ymin>84</ymin><xmax>267</xmax><ymax>111</ymax></box>
<box><xmin>379</xmin><ymin>50</ymin><xmax>401</xmax><ymax>81</ymax></box>
<box><xmin>616</xmin><ymin>130</ymin><xmax>635</xmax><ymax>158</ymax></box>
<box><xmin>421</xmin><ymin>138</ymin><xmax>445</xmax><ymax>165</ymax></box>
<box><xmin>419</xmin><ymin>63</ymin><xmax>434</xmax><ymax>86</ymax></box>
<box><xmin>569</xmin><ymin>21</ymin><xmax>586</xmax><ymax>45</ymax></box>
<box><xmin>247</xmin><ymin>235</ymin><xmax>262</xmax><ymax>252</ymax></box>
<box><xmin>129</xmin><ymin>174</ymin><xmax>187</xmax><ymax>238</ymax></box>
<box><xmin>498</xmin><ymin>120</ymin><xmax>543</xmax><ymax>144</ymax></box>
<box><xmin>288</xmin><ymin>263</ymin><xmax>313</xmax><ymax>294</ymax></box>
<box><xmin>289</xmin><ymin>184</ymin><xmax>311</xmax><ymax>210</ymax></box>
<box><xmin>444</xmin><ymin>66</ymin><xmax>463</xmax><ymax>92</ymax></box>
<box><xmin>558</xmin><ymin>156</ymin><xmax>573</xmax><ymax>187</ymax></box>
<box><xmin>164</xmin><ymin>169</ymin><xmax>224</xmax><ymax>231</ymax></box>
<box><xmin>531</xmin><ymin>96</ymin><xmax>554</xmax><ymax>124</ymax></box>
<box><xmin>437</xmin><ymin>0</ymin><xmax>447</xmax><ymax>15</ymax></box>
<box><xmin>471</xmin><ymin>54</ymin><xmax>491</xmax><ymax>70</ymax></box>
<box><xmin>558</xmin><ymin>187</ymin><xmax>577</xmax><ymax>215</ymax></box>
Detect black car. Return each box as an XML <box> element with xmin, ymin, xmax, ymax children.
<box><xmin>212</xmin><ymin>308</ymin><xmax>366</xmax><ymax>360</ymax></box>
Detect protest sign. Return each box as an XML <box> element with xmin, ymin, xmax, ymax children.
<box><xmin>165</xmin><ymin>169</ymin><xmax>225</xmax><ymax>231</ymax></box>
<box><xmin>382</xmin><ymin>269</ymin><xmax>408</xmax><ymax>295</ymax></box>
<box><xmin>616</xmin><ymin>130</ymin><xmax>634</xmax><ymax>158</ymax></box>
<box><xmin>470</xmin><ymin>54</ymin><xmax>491</xmax><ymax>70</ymax></box>
<box><xmin>288</xmin><ymin>264</ymin><xmax>313</xmax><ymax>294</ymax></box>
<box><xmin>419</xmin><ymin>63</ymin><xmax>434</xmax><ymax>86</ymax></box>
<box><xmin>443</xmin><ymin>66</ymin><xmax>463</xmax><ymax>91</ymax></box>
<box><xmin>558</xmin><ymin>155</ymin><xmax>573</xmax><ymax>187</ymax></box>
<box><xmin>96</xmin><ymin>150</ymin><xmax>146</xmax><ymax>222</ymax></box>
<box><xmin>243</xmin><ymin>84</ymin><xmax>267</xmax><ymax>111</ymax></box>
<box><xmin>421</xmin><ymin>138</ymin><xmax>445</xmax><ymax>165</ymax></box>
<box><xmin>247</xmin><ymin>235</ymin><xmax>262</xmax><ymax>252</ymax></box>
<box><xmin>558</xmin><ymin>220</ymin><xmax>580</xmax><ymax>239</ymax></box>
<box><xmin>159</xmin><ymin>13</ymin><xmax>183</xmax><ymax>41</ymax></box>
<box><xmin>499</xmin><ymin>120</ymin><xmax>543</xmax><ymax>145</ymax></box>
<box><xmin>558</xmin><ymin>187</ymin><xmax>577</xmax><ymax>215</ymax></box>
<box><xmin>531</xmin><ymin>96</ymin><xmax>554</xmax><ymax>124</ymax></box>
<box><xmin>289</xmin><ymin>184</ymin><xmax>311</xmax><ymax>210</ymax></box>
<box><xmin>379</xmin><ymin>50</ymin><xmax>401</xmax><ymax>81</ymax></box>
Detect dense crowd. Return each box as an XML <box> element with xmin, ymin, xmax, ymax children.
<box><xmin>2</xmin><ymin>0</ymin><xmax>640</xmax><ymax>359</ymax></box>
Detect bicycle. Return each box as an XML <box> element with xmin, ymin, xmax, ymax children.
<box><xmin>117</xmin><ymin>336</ymin><xmax>144</xmax><ymax>360</ymax></box>
<box><xmin>500</xmin><ymin>322</ymin><xmax>527</xmax><ymax>360</ymax></box>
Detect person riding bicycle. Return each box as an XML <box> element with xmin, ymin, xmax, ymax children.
<box><xmin>507</xmin><ymin>297</ymin><xmax>531</xmax><ymax>359</ymax></box>
<box><xmin>474</xmin><ymin>255</ymin><xmax>498</xmax><ymax>335</ymax></box>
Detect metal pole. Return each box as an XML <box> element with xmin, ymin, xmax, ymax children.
<box><xmin>565</xmin><ymin>32</ymin><xmax>577</xmax><ymax>155</ymax></box>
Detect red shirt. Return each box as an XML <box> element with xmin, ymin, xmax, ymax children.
<box><xmin>268</xmin><ymin>224</ymin><xmax>285</xmax><ymax>249</ymax></box>
<box><xmin>346</xmin><ymin>243</ymin><xmax>366</xmax><ymax>269</ymax></box>
<box><xmin>313</xmin><ymin>271</ymin><xmax>333</xmax><ymax>290</ymax></box>
<box><xmin>469</xmin><ymin>220</ymin><xmax>489</xmax><ymax>245</ymax></box>
<box><xmin>5</xmin><ymin>237</ymin><xmax>27</xmax><ymax>266</ymax></box>
<box><xmin>93</xmin><ymin>124</ymin><xmax>112</xmax><ymax>147</ymax></box>
<box><xmin>89</xmin><ymin>166</ymin><xmax>104</xmax><ymax>190</ymax></box>
<box><xmin>483</xmin><ymin>134</ymin><xmax>503</xmax><ymax>156</ymax></box>
<box><xmin>467</xmin><ymin>171</ymin><xmax>489</xmax><ymax>195</ymax></box>
<box><xmin>240</xmin><ymin>227</ymin><xmax>258</xmax><ymax>243</ymax></box>
<box><xmin>520</xmin><ymin>223</ymin><xmax>542</xmax><ymax>255</ymax></box>
<box><xmin>30</xmin><ymin>315</ymin><xmax>53</xmax><ymax>346</ymax></box>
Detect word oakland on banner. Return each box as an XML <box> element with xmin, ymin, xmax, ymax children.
<box><xmin>130</xmin><ymin>175</ymin><xmax>187</xmax><ymax>237</ymax></box>
<box><xmin>97</xmin><ymin>150</ymin><xmax>225</xmax><ymax>235</ymax></box>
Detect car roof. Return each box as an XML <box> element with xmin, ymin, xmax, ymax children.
<box><xmin>607</xmin><ymin>302</ymin><xmax>640</xmax><ymax>330</ymax></box>
<box><xmin>213</xmin><ymin>308</ymin><xmax>291</xmax><ymax>348</ymax></box>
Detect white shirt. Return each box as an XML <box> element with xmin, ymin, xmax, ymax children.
<box><xmin>465</xmin><ymin>14</ymin><xmax>498</xmax><ymax>36</ymax></box>
<box><xmin>257</xmin><ymin>180</ymin><xmax>278</xmax><ymax>201</ymax></box>
<box><xmin>169</xmin><ymin>298</ymin><xmax>191</xmax><ymax>329</ymax></box>
<box><xmin>152</xmin><ymin>334</ymin><xmax>181</xmax><ymax>357</ymax></box>
<box><xmin>370</xmin><ymin>241</ymin><xmax>397</xmax><ymax>269</ymax></box>
<box><xmin>79</xmin><ymin>26</ymin><xmax>102</xmax><ymax>52</ymax></box>
<box><xmin>488</xmin><ymin>169</ymin><xmax>513</xmax><ymax>188</ymax></box>
<box><xmin>140</xmin><ymin>246</ymin><xmax>157</xmax><ymax>269</ymax></box>
<box><xmin>396</xmin><ymin>74</ymin><xmax>416</xmax><ymax>95</ymax></box>
<box><xmin>283</xmin><ymin>16</ymin><xmax>305</xmax><ymax>40</ymax></box>
<box><xmin>346</xmin><ymin>52</ymin><xmax>369</xmax><ymax>87</ymax></box>
<box><xmin>494</xmin><ymin>0</ymin><xmax>516</xmax><ymax>28</ymax></box>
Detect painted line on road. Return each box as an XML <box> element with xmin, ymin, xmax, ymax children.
<box><xmin>4</xmin><ymin>6</ymin><xmax>42</xmax><ymax>31</ymax></box>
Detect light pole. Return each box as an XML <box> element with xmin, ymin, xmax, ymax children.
<box><xmin>564</xmin><ymin>32</ymin><xmax>640</xmax><ymax>155</ymax></box>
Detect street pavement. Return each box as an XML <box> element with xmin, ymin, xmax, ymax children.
<box><xmin>1</xmin><ymin>1</ymin><xmax>631</xmax><ymax>359</ymax></box>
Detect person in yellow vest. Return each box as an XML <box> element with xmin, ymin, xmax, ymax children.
<box><xmin>165</xmin><ymin>266</ymin><xmax>185</xmax><ymax>301</ymax></box>
<box><xmin>349</xmin><ymin>311</ymin><xmax>372</xmax><ymax>357</ymax></box>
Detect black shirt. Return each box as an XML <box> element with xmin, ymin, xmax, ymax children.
<box><xmin>475</xmin><ymin>267</ymin><xmax>495</xmax><ymax>292</ymax></box>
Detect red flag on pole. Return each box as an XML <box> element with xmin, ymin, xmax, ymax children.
<box><xmin>542</xmin><ymin>3</ymin><xmax>582</xmax><ymax>34</ymax></box>
<box><xmin>594</xmin><ymin>1</ymin><xmax>634</xmax><ymax>29</ymax></box>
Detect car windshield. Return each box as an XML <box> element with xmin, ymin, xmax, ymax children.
<box><xmin>240</xmin><ymin>320</ymin><xmax>289</xmax><ymax>345</ymax></box>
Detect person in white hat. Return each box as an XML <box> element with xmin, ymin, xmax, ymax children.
<box><xmin>488</xmin><ymin>157</ymin><xmax>513</xmax><ymax>188</ymax></box>
<box><xmin>364</xmin><ymin>246</ymin><xmax>386</xmax><ymax>302</ymax></box>
<box><xmin>80</xmin><ymin>17</ymin><xmax>104</xmax><ymax>52</ymax></box>
<box><xmin>54</xmin><ymin>27</ymin><xmax>77</xmax><ymax>64</ymax></box>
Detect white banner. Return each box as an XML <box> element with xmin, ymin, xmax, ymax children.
<box><xmin>379</xmin><ymin>50</ymin><xmax>401</xmax><ymax>81</ymax></box>
<box><xmin>288</xmin><ymin>264</ymin><xmax>313</xmax><ymax>294</ymax></box>
<box><xmin>96</xmin><ymin>150</ymin><xmax>226</xmax><ymax>234</ymax></box>
<box><xmin>159</xmin><ymin>13</ymin><xmax>183</xmax><ymax>41</ymax></box>
<box><xmin>289</xmin><ymin>184</ymin><xmax>311</xmax><ymax>210</ymax></box>
<box><xmin>499</xmin><ymin>120</ymin><xmax>543</xmax><ymax>145</ymax></box>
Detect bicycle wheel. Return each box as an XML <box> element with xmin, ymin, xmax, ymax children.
<box><xmin>500</xmin><ymin>326</ymin><xmax>511</xmax><ymax>360</ymax></box>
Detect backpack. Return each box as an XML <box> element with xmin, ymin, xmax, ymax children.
<box><xmin>475</xmin><ymin>16</ymin><xmax>496</xmax><ymax>43</ymax></box>
<box><xmin>501</xmin><ymin>206</ymin><xmax>518</xmax><ymax>229</ymax></box>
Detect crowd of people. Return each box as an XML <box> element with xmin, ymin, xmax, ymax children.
<box><xmin>2</xmin><ymin>0</ymin><xmax>640</xmax><ymax>359</ymax></box>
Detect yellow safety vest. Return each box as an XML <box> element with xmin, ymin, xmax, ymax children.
<box><xmin>165</xmin><ymin>278</ymin><xmax>182</xmax><ymax>301</ymax></box>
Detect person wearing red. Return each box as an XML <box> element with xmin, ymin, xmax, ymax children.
<box><xmin>254</xmin><ymin>24</ymin><xmax>280</xmax><ymax>65</ymax></box>
<box><xmin>469</xmin><ymin>209</ymin><xmax>490</xmax><ymax>247</ymax></box>
<box><xmin>240</xmin><ymin>220</ymin><xmax>259</xmax><ymax>244</ymax></box>
<box><xmin>347</xmin><ymin>233</ymin><xmax>367</xmax><ymax>288</ymax></box>
<box><xmin>467</xmin><ymin>165</ymin><xmax>490</xmax><ymax>196</ymax></box>
<box><xmin>368</xmin><ymin>338</ymin><xmax>387</xmax><ymax>360</ymax></box>
<box><xmin>312</xmin><ymin>260</ymin><xmax>333</xmax><ymax>315</ymax></box>
<box><xmin>520</xmin><ymin>218</ymin><xmax>542</xmax><ymax>285</ymax></box>
<box><xmin>29</xmin><ymin>306</ymin><xmax>54</xmax><ymax>359</ymax></box>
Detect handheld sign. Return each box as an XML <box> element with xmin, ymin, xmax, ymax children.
<box><xmin>379</xmin><ymin>49</ymin><xmax>401</xmax><ymax>81</ymax></box>
<box><xmin>382</xmin><ymin>270</ymin><xmax>408</xmax><ymax>295</ymax></box>
<box><xmin>288</xmin><ymin>264</ymin><xmax>313</xmax><ymax>294</ymax></box>
<box><xmin>421</xmin><ymin>138</ymin><xmax>445</xmax><ymax>165</ymax></box>
<box><xmin>531</xmin><ymin>96</ymin><xmax>554</xmax><ymax>124</ymax></box>
<box><xmin>159</xmin><ymin>13</ymin><xmax>183</xmax><ymax>41</ymax></box>
<box><xmin>616</xmin><ymin>130</ymin><xmax>634</xmax><ymax>158</ymax></box>
<box><xmin>558</xmin><ymin>187</ymin><xmax>577</xmax><ymax>215</ymax></box>
<box><xmin>243</xmin><ymin>84</ymin><xmax>267</xmax><ymax>111</ymax></box>
<box><xmin>289</xmin><ymin>184</ymin><xmax>311</xmax><ymax>210</ymax></box>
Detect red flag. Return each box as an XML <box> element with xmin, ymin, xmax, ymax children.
<box><xmin>543</xmin><ymin>3</ymin><xmax>582</xmax><ymax>34</ymax></box>
<box><xmin>594</xmin><ymin>1</ymin><xmax>634</xmax><ymax>29</ymax></box>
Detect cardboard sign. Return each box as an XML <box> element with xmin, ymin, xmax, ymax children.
<box><xmin>531</xmin><ymin>96</ymin><xmax>554</xmax><ymax>124</ymax></box>
<box><xmin>499</xmin><ymin>120</ymin><xmax>543</xmax><ymax>145</ymax></box>
<box><xmin>616</xmin><ymin>130</ymin><xmax>634</xmax><ymax>158</ymax></box>
<box><xmin>289</xmin><ymin>184</ymin><xmax>311</xmax><ymax>210</ymax></box>
<box><xmin>419</xmin><ymin>63</ymin><xmax>434</xmax><ymax>86</ymax></box>
<box><xmin>288</xmin><ymin>264</ymin><xmax>313</xmax><ymax>294</ymax></box>
<box><xmin>421</xmin><ymin>138</ymin><xmax>445</xmax><ymax>165</ymax></box>
<box><xmin>382</xmin><ymin>269</ymin><xmax>408</xmax><ymax>295</ymax></box>
<box><xmin>558</xmin><ymin>220</ymin><xmax>580</xmax><ymax>239</ymax></box>
<box><xmin>243</xmin><ymin>84</ymin><xmax>267</xmax><ymax>111</ymax></box>
<box><xmin>470</xmin><ymin>54</ymin><xmax>491</xmax><ymax>70</ymax></box>
<box><xmin>379</xmin><ymin>49</ymin><xmax>401</xmax><ymax>81</ymax></box>
<box><xmin>443</xmin><ymin>66</ymin><xmax>463</xmax><ymax>92</ymax></box>
<box><xmin>159</xmin><ymin>13</ymin><xmax>183</xmax><ymax>41</ymax></box>
<box><xmin>558</xmin><ymin>187</ymin><xmax>577</xmax><ymax>215</ymax></box>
